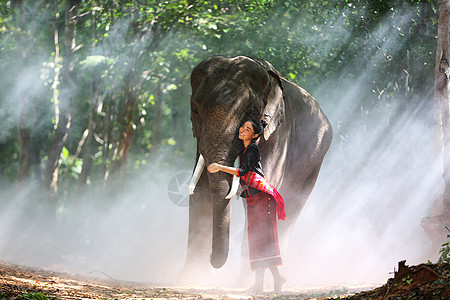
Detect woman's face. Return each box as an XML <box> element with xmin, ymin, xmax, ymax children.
<box><xmin>239</xmin><ymin>121</ymin><xmax>258</xmax><ymax>141</ymax></box>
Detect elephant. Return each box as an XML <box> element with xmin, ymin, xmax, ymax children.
<box><xmin>179</xmin><ymin>55</ymin><xmax>332</xmax><ymax>283</ymax></box>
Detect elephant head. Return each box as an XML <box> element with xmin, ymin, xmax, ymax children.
<box><xmin>187</xmin><ymin>56</ymin><xmax>285</xmax><ymax>269</ymax></box>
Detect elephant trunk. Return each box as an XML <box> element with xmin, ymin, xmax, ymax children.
<box><xmin>190</xmin><ymin>151</ymin><xmax>240</xmax><ymax>269</ymax></box>
<box><xmin>210</xmin><ymin>185</ymin><xmax>231</xmax><ymax>268</ymax></box>
<box><xmin>208</xmin><ymin>167</ymin><xmax>234</xmax><ymax>268</ymax></box>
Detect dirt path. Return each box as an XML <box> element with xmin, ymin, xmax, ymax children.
<box><xmin>0</xmin><ymin>261</ymin><xmax>449</xmax><ymax>299</ymax></box>
<box><xmin>0</xmin><ymin>262</ymin><xmax>377</xmax><ymax>299</ymax></box>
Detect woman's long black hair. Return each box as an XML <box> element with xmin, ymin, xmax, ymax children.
<box><xmin>248</xmin><ymin>118</ymin><xmax>267</xmax><ymax>140</ymax></box>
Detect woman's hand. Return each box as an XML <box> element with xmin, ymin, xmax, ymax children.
<box><xmin>207</xmin><ymin>163</ymin><xmax>221</xmax><ymax>173</ymax></box>
<box><xmin>208</xmin><ymin>163</ymin><xmax>239</xmax><ymax>176</ymax></box>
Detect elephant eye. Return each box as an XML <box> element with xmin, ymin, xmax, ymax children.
<box><xmin>191</xmin><ymin>102</ymin><xmax>201</xmax><ymax>116</ymax></box>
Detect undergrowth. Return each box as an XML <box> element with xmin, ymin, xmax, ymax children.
<box><xmin>437</xmin><ymin>227</ymin><xmax>450</xmax><ymax>264</ymax></box>
<box><xmin>272</xmin><ymin>286</ymin><xmax>349</xmax><ymax>299</ymax></box>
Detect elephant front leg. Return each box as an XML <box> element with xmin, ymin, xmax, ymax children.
<box><xmin>210</xmin><ymin>195</ymin><xmax>231</xmax><ymax>268</ymax></box>
<box><xmin>177</xmin><ymin>174</ymin><xmax>213</xmax><ymax>284</ymax></box>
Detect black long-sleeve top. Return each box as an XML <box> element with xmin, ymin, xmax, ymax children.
<box><xmin>236</xmin><ymin>141</ymin><xmax>265</xmax><ymax>198</ymax></box>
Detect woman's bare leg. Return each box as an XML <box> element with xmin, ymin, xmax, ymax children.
<box><xmin>270</xmin><ymin>266</ymin><xmax>286</xmax><ymax>293</ymax></box>
<box><xmin>246</xmin><ymin>269</ymin><xmax>264</xmax><ymax>294</ymax></box>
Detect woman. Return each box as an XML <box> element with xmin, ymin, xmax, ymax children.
<box><xmin>207</xmin><ymin>118</ymin><xmax>286</xmax><ymax>294</ymax></box>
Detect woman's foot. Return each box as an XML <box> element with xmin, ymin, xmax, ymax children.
<box><xmin>245</xmin><ymin>284</ymin><xmax>264</xmax><ymax>295</ymax></box>
<box><xmin>274</xmin><ymin>275</ymin><xmax>286</xmax><ymax>294</ymax></box>
<box><xmin>244</xmin><ymin>269</ymin><xmax>264</xmax><ymax>294</ymax></box>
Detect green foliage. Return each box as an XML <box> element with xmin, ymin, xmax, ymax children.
<box><xmin>274</xmin><ymin>286</ymin><xmax>349</xmax><ymax>299</ymax></box>
<box><xmin>59</xmin><ymin>146</ymin><xmax>83</xmax><ymax>180</ymax></box>
<box><xmin>315</xmin><ymin>286</ymin><xmax>349</xmax><ymax>298</ymax></box>
<box><xmin>402</xmin><ymin>275</ymin><xmax>413</xmax><ymax>285</ymax></box>
<box><xmin>0</xmin><ymin>0</ymin><xmax>440</xmax><ymax>197</ymax></box>
<box><xmin>19</xmin><ymin>292</ymin><xmax>49</xmax><ymax>300</ymax></box>
<box><xmin>437</xmin><ymin>234</ymin><xmax>450</xmax><ymax>264</ymax></box>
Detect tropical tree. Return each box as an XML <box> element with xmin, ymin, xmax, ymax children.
<box><xmin>434</xmin><ymin>0</ymin><xmax>450</xmax><ymax>215</ymax></box>
<box><xmin>0</xmin><ymin>0</ymin><xmax>440</xmax><ymax>208</ymax></box>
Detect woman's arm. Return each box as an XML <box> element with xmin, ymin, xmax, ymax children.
<box><xmin>207</xmin><ymin>163</ymin><xmax>238</xmax><ymax>176</ymax></box>
<box><xmin>208</xmin><ymin>144</ymin><xmax>259</xmax><ymax>177</ymax></box>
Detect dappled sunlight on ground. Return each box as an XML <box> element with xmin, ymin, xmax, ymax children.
<box><xmin>0</xmin><ymin>261</ymin><xmax>379</xmax><ymax>299</ymax></box>
<box><xmin>1</xmin><ymin>261</ymin><xmax>449</xmax><ymax>299</ymax></box>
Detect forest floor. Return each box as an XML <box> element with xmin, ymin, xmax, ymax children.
<box><xmin>0</xmin><ymin>261</ymin><xmax>449</xmax><ymax>300</ymax></box>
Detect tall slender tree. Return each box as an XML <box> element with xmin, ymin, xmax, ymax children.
<box><xmin>15</xmin><ymin>0</ymin><xmax>33</xmax><ymax>183</ymax></box>
<box><xmin>43</xmin><ymin>0</ymin><xmax>80</xmax><ymax>198</ymax></box>
<box><xmin>435</xmin><ymin>0</ymin><xmax>450</xmax><ymax>215</ymax></box>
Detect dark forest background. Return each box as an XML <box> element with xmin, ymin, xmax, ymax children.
<box><xmin>0</xmin><ymin>0</ymin><xmax>437</xmax><ymax>197</ymax></box>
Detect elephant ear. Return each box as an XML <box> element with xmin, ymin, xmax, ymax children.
<box><xmin>263</xmin><ymin>70</ymin><xmax>285</xmax><ymax>140</ymax></box>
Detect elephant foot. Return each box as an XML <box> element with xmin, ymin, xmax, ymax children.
<box><xmin>274</xmin><ymin>275</ymin><xmax>286</xmax><ymax>294</ymax></box>
<box><xmin>177</xmin><ymin>259</ymin><xmax>213</xmax><ymax>286</ymax></box>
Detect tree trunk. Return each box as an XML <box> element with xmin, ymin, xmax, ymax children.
<box><xmin>76</xmin><ymin>7</ymin><xmax>104</xmax><ymax>187</ymax></box>
<box><xmin>102</xmin><ymin>96</ymin><xmax>113</xmax><ymax>184</ymax></box>
<box><xmin>151</xmin><ymin>82</ymin><xmax>165</xmax><ymax>156</ymax></box>
<box><xmin>77</xmin><ymin>92</ymin><xmax>99</xmax><ymax>187</ymax></box>
<box><xmin>18</xmin><ymin>127</ymin><xmax>32</xmax><ymax>182</ymax></box>
<box><xmin>117</xmin><ymin>73</ymin><xmax>136</xmax><ymax>192</ymax></box>
<box><xmin>43</xmin><ymin>0</ymin><xmax>80</xmax><ymax>198</ymax></box>
<box><xmin>435</xmin><ymin>0</ymin><xmax>450</xmax><ymax>215</ymax></box>
<box><xmin>14</xmin><ymin>0</ymin><xmax>33</xmax><ymax>183</ymax></box>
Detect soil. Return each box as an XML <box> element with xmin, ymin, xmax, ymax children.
<box><xmin>0</xmin><ymin>261</ymin><xmax>449</xmax><ymax>299</ymax></box>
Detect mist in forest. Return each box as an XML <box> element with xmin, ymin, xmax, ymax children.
<box><xmin>0</xmin><ymin>3</ymin><xmax>442</xmax><ymax>289</ymax></box>
<box><xmin>284</xmin><ymin>80</ymin><xmax>436</xmax><ymax>287</ymax></box>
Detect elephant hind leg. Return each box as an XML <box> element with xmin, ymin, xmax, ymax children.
<box><xmin>302</xmin><ymin>164</ymin><xmax>323</xmax><ymax>201</ymax></box>
<box><xmin>278</xmin><ymin>165</ymin><xmax>324</xmax><ymax>256</ymax></box>
<box><xmin>284</xmin><ymin>164</ymin><xmax>323</xmax><ymax>214</ymax></box>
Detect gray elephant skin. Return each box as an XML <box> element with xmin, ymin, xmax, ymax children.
<box><xmin>180</xmin><ymin>55</ymin><xmax>332</xmax><ymax>282</ymax></box>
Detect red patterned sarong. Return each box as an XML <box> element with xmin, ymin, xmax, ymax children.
<box><xmin>246</xmin><ymin>192</ymin><xmax>282</xmax><ymax>270</ymax></box>
<box><xmin>241</xmin><ymin>171</ymin><xmax>286</xmax><ymax>220</ymax></box>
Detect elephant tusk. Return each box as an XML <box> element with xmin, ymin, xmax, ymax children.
<box><xmin>189</xmin><ymin>154</ymin><xmax>205</xmax><ymax>195</ymax></box>
<box><xmin>225</xmin><ymin>156</ymin><xmax>240</xmax><ymax>199</ymax></box>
